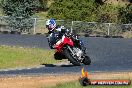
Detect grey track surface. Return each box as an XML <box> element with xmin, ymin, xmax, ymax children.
<box><xmin>0</xmin><ymin>34</ymin><xmax>50</xmax><ymax>49</ymax></box>
<box><xmin>0</xmin><ymin>34</ymin><xmax>132</xmax><ymax>76</ymax></box>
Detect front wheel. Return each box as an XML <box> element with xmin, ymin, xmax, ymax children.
<box><xmin>83</xmin><ymin>56</ymin><xmax>91</xmax><ymax>65</ymax></box>
<box><xmin>63</xmin><ymin>48</ymin><xmax>81</xmax><ymax>66</ymax></box>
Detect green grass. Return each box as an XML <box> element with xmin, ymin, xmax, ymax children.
<box><xmin>0</xmin><ymin>45</ymin><xmax>62</xmax><ymax>69</ymax></box>
<box><xmin>47</xmin><ymin>81</ymin><xmax>131</xmax><ymax>88</ymax></box>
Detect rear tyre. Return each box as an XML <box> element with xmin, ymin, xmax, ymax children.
<box><xmin>54</xmin><ymin>52</ymin><xmax>66</xmax><ymax>60</ymax></box>
<box><xmin>83</xmin><ymin>56</ymin><xmax>91</xmax><ymax>65</ymax></box>
<box><xmin>63</xmin><ymin>49</ymin><xmax>81</xmax><ymax>66</ymax></box>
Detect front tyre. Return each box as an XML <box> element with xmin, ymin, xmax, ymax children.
<box><xmin>63</xmin><ymin>48</ymin><xmax>81</xmax><ymax>66</ymax></box>
<box><xmin>83</xmin><ymin>56</ymin><xmax>91</xmax><ymax>65</ymax></box>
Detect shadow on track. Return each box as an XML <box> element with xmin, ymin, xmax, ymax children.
<box><xmin>42</xmin><ymin>64</ymin><xmax>75</xmax><ymax>67</ymax></box>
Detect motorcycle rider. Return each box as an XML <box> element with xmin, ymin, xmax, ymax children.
<box><xmin>46</xmin><ymin>19</ymin><xmax>66</xmax><ymax>49</ymax></box>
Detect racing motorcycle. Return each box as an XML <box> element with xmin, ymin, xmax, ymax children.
<box><xmin>47</xmin><ymin>29</ymin><xmax>91</xmax><ymax>66</ymax></box>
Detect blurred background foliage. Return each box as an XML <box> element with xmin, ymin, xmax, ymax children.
<box><xmin>47</xmin><ymin>0</ymin><xmax>132</xmax><ymax>23</ymax></box>
<box><xmin>1</xmin><ymin>0</ymin><xmax>132</xmax><ymax>23</ymax></box>
<box><xmin>0</xmin><ymin>0</ymin><xmax>132</xmax><ymax>28</ymax></box>
<box><xmin>1</xmin><ymin>0</ymin><xmax>41</xmax><ymax>31</ymax></box>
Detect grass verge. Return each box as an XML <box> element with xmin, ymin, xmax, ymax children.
<box><xmin>48</xmin><ymin>81</ymin><xmax>131</xmax><ymax>88</ymax></box>
<box><xmin>0</xmin><ymin>45</ymin><xmax>62</xmax><ymax>69</ymax></box>
<box><xmin>0</xmin><ymin>72</ymin><xmax>131</xmax><ymax>88</ymax></box>
<box><xmin>46</xmin><ymin>72</ymin><xmax>132</xmax><ymax>88</ymax></box>
<box><xmin>122</xmin><ymin>31</ymin><xmax>132</xmax><ymax>38</ymax></box>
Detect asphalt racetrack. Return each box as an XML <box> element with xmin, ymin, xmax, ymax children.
<box><xmin>0</xmin><ymin>34</ymin><xmax>132</xmax><ymax>75</ymax></box>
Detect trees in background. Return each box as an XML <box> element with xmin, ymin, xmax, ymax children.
<box><xmin>48</xmin><ymin>0</ymin><xmax>98</xmax><ymax>22</ymax></box>
<box><xmin>97</xmin><ymin>4</ymin><xmax>119</xmax><ymax>23</ymax></box>
<box><xmin>1</xmin><ymin>0</ymin><xmax>132</xmax><ymax>24</ymax></box>
<box><xmin>48</xmin><ymin>0</ymin><xmax>132</xmax><ymax>24</ymax></box>
<box><xmin>118</xmin><ymin>5</ymin><xmax>132</xmax><ymax>23</ymax></box>
<box><xmin>48</xmin><ymin>0</ymin><xmax>120</xmax><ymax>22</ymax></box>
<box><xmin>1</xmin><ymin>0</ymin><xmax>41</xmax><ymax>32</ymax></box>
<box><xmin>38</xmin><ymin>0</ymin><xmax>48</xmax><ymax>11</ymax></box>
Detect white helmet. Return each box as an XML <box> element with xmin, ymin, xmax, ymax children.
<box><xmin>46</xmin><ymin>19</ymin><xmax>56</xmax><ymax>31</ymax></box>
<box><xmin>46</xmin><ymin>19</ymin><xmax>50</xmax><ymax>26</ymax></box>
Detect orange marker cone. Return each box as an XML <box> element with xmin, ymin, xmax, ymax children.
<box><xmin>79</xmin><ymin>67</ymin><xmax>91</xmax><ymax>86</ymax></box>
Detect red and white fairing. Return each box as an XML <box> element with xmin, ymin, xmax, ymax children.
<box><xmin>55</xmin><ymin>35</ymin><xmax>74</xmax><ymax>51</ymax></box>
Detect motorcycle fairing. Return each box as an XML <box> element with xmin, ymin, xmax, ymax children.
<box><xmin>55</xmin><ymin>35</ymin><xmax>74</xmax><ymax>51</ymax></box>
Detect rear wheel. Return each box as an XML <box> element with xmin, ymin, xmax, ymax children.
<box><xmin>54</xmin><ymin>52</ymin><xmax>66</xmax><ymax>60</ymax></box>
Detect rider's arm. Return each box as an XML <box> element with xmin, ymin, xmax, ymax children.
<box><xmin>56</xmin><ymin>28</ymin><xmax>62</xmax><ymax>32</ymax></box>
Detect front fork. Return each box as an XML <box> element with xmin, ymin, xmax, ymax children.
<box><xmin>67</xmin><ymin>46</ymin><xmax>76</xmax><ymax>57</ymax></box>
<box><xmin>67</xmin><ymin>45</ymin><xmax>84</xmax><ymax>62</ymax></box>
